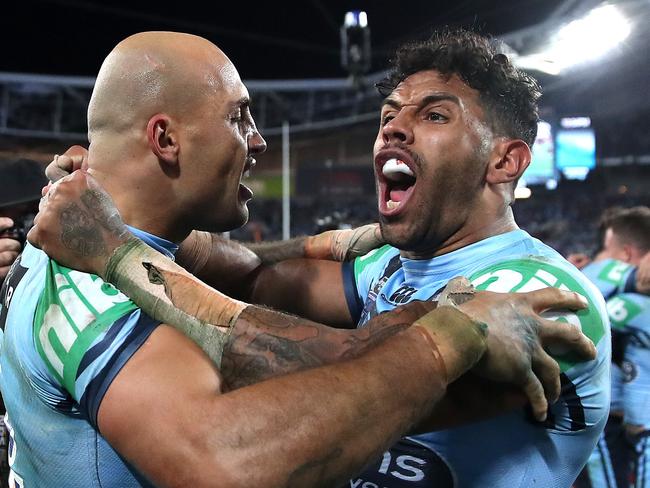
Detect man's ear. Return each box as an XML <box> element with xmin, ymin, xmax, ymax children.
<box><xmin>147</xmin><ymin>114</ymin><xmax>179</xmax><ymax>165</ymax></box>
<box><xmin>486</xmin><ymin>139</ymin><xmax>531</xmax><ymax>185</ymax></box>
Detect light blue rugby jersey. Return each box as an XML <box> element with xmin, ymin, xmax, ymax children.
<box><xmin>581</xmin><ymin>258</ymin><xmax>639</xmax><ymax>301</ymax></box>
<box><xmin>342</xmin><ymin>229</ymin><xmax>611</xmax><ymax>488</ymax></box>
<box><xmin>0</xmin><ymin>227</ymin><xmax>176</xmax><ymax>488</ymax></box>
<box><xmin>581</xmin><ymin>258</ymin><xmax>641</xmax><ymax>414</ymax></box>
<box><xmin>606</xmin><ymin>292</ymin><xmax>650</xmax><ymax>428</ymax></box>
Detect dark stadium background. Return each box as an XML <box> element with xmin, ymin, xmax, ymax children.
<box><xmin>1</xmin><ymin>0</ymin><xmax>649</xmax><ymax>257</ymax></box>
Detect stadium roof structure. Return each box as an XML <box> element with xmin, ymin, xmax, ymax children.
<box><xmin>1</xmin><ymin>0</ymin><xmax>648</xmax><ymax>141</ymax></box>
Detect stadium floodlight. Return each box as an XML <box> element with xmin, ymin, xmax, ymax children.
<box><xmin>341</xmin><ymin>11</ymin><xmax>371</xmax><ymax>77</ymax></box>
<box><xmin>513</xmin><ymin>3</ymin><xmax>631</xmax><ymax>75</ymax></box>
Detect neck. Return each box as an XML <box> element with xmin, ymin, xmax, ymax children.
<box><xmin>87</xmin><ymin>165</ymin><xmax>190</xmax><ymax>244</ymax></box>
<box><xmin>400</xmin><ymin>207</ymin><xmax>519</xmax><ymax>260</ymax></box>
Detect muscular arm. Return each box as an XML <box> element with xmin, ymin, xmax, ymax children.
<box><xmin>98</xmin><ymin>316</ymin><xmax>463</xmax><ymax>488</ymax></box>
<box><xmin>176</xmin><ymin>230</ymin><xmax>361</xmax><ymax>327</ymax></box>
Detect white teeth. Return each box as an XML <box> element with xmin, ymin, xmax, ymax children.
<box><xmin>387</xmin><ymin>200</ymin><xmax>401</xmax><ymax>209</ymax></box>
<box><xmin>382</xmin><ymin>158</ymin><xmax>414</xmax><ymax>180</ymax></box>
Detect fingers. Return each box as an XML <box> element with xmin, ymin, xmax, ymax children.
<box><xmin>532</xmin><ymin>345</ymin><xmax>561</xmax><ymax>404</ymax></box>
<box><xmin>537</xmin><ymin>317</ymin><xmax>596</xmax><ymax>360</ymax></box>
<box><xmin>45</xmin><ymin>145</ymin><xmax>88</xmax><ymax>182</ymax></box>
<box><xmin>0</xmin><ymin>249</ymin><xmax>19</xmax><ymax>267</ymax></box>
<box><xmin>522</xmin><ymin>370</ymin><xmax>548</xmax><ymax>422</ymax></box>
<box><xmin>522</xmin><ymin>287</ymin><xmax>588</xmax><ymax>313</ymax></box>
<box><xmin>0</xmin><ymin>217</ymin><xmax>14</xmax><ymax>233</ymax></box>
<box><xmin>0</xmin><ymin>238</ymin><xmax>22</xmax><ymax>253</ymax></box>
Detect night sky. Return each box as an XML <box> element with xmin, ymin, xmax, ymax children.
<box><xmin>3</xmin><ymin>0</ymin><xmax>565</xmax><ymax>79</ymax></box>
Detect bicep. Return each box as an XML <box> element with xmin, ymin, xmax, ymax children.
<box><xmin>250</xmin><ymin>258</ymin><xmax>355</xmax><ymax>328</ymax></box>
<box><xmin>97</xmin><ymin>325</ymin><xmax>229</xmax><ymax>487</ymax></box>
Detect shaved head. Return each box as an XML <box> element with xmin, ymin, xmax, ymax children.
<box><xmin>88</xmin><ymin>31</ymin><xmax>237</xmax><ymax>139</ymax></box>
<box><xmin>83</xmin><ymin>31</ymin><xmax>265</xmax><ymax>241</ymax></box>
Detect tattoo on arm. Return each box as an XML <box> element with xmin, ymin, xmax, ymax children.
<box><xmin>80</xmin><ymin>189</ymin><xmax>130</xmax><ymax>240</ymax></box>
<box><xmin>59</xmin><ymin>189</ymin><xmax>131</xmax><ymax>258</ymax></box>
<box><xmin>221</xmin><ymin>301</ymin><xmax>436</xmax><ymax>390</ymax></box>
<box><xmin>60</xmin><ymin>202</ymin><xmax>107</xmax><ymax>257</ymax></box>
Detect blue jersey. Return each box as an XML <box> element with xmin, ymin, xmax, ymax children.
<box><xmin>606</xmin><ymin>292</ymin><xmax>650</xmax><ymax>428</ymax></box>
<box><xmin>581</xmin><ymin>259</ymin><xmax>638</xmax><ymax>301</ymax></box>
<box><xmin>0</xmin><ymin>228</ymin><xmax>176</xmax><ymax>488</ymax></box>
<box><xmin>582</xmin><ymin>259</ymin><xmax>641</xmax><ymax>414</ymax></box>
<box><xmin>343</xmin><ymin>229</ymin><xmax>610</xmax><ymax>488</ymax></box>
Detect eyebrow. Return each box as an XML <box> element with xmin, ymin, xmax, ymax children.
<box><xmin>228</xmin><ymin>97</ymin><xmax>250</xmax><ymax>110</ymax></box>
<box><xmin>382</xmin><ymin>93</ymin><xmax>461</xmax><ymax>110</ymax></box>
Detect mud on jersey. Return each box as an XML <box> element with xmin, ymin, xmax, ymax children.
<box><xmin>342</xmin><ymin>230</ymin><xmax>611</xmax><ymax>488</ymax></box>
<box><xmin>0</xmin><ymin>227</ymin><xmax>174</xmax><ymax>487</ymax></box>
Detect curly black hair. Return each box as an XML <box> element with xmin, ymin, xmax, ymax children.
<box><xmin>377</xmin><ymin>29</ymin><xmax>541</xmax><ymax>147</ymax></box>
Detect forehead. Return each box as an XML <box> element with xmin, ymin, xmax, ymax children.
<box><xmin>387</xmin><ymin>70</ymin><xmax>482</xmax><ymax>112</ymax></box>
<box><xmin>206</xmin><ymin>60</ymin><xmax>249</xmax><ymax>106</ymax></box>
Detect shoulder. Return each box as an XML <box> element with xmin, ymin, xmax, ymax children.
<box><xmin>34</xmin><ymin>259</ymin><xmax>141</xmax><ymax>394</ymax></box>
<box><xmin>351</xmin><ymin>244</ymin><xmax>400</xmax><ymax>283</ymax></box>
<box><xmin>468</xmin><ymin>253</ymin><xmax>610</xmax><ymax>370</ymax></box>
<box><xmin>607</xmin><ymin>293</ymin><xmax>650</xmax><ymax>330</ymax></box>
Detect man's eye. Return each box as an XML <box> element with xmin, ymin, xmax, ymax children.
<box><xmin>381</xmin><ymin>115</ymin><xmax>395</xmax><ymax>126</ymax></box>
<box><xmin>230</xmin><ymin>110</ymin><xmax>243</xmax><ymax>122</ymax></box>
<box><xmin>427</xmin><ymin>112</ymin><xmax>446</xmax><ymax>122</ymax></box>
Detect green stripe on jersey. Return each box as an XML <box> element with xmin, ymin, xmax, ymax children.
<box><xmin>598</xmin><ymin>260</ymin><xmax>632</xmax><ymax>287</ymax></box>
<box><xmin>469</xmin><ymin>258</ymin><xmax>606</xmax><ymax>372</ymax></box>
<box><xmin>34</xmin><ymin>260</ymin><xmax>138</xmax><ymax>395</ymax></box>
<box><xmin>353</xmin><ymin>245</ymin><xmax>395</xmax><ymax>282</ymax></box>
<box><xmin>607</xmin><ymin>295</ymin><xmax>642</xmax><ymax>329</ymax></box>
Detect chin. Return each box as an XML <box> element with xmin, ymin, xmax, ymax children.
<box><xmin>379</xmin><ymin>220</ymin><xmax>420</xmax><ymax>250</ymax></box>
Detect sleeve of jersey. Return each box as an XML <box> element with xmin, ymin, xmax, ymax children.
<box><xmin>581</xmin><ymin>259</ymin><xmax>637</xmax><ymax>300</ymax></box>
<box><xmin>467</xmin><ymin>256</ymin><xmax>609</xmax><ymax>372</ymax></box>
<box><xmin>613</xmin><ymin>293</ymin><xmax>650</xmax><ymax>427</ymax></box>
<box><xmin>74</xmin><ymin>310</ymin><xmax>160</xmax><ymax>429</ymax></box>
<box><xmin>33</xmin><ymin>262</ymin><xmax>161</xmax><ymax>430</ymax></box>
<box><xmin>342</xmin><ymin>245</ymin><xmax>395</xmax><ymax>323</ymax></box>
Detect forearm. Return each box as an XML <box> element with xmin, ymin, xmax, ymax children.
<box><xmin>199</xmin><ymin>321</ymin><xmax>479</xmax><ymax>488</ymax></box>
<box><xmin>244</xmin><ymin>236</ymin><xmax>307</xmax><ymax>264</ymax></box>
<box><xmin>221</xmin><ymin>300</ymin><xmax>437</xmax><ymax>390</ymax></box>
<box><xmin>106</xmin><ymin>239</ymin><xmax>440</xmax><ymax>388</ymax></box>
<box><xmin>176</xmin><ymin>224</ymin><xmax>384</xmax><ymax>299</ymax></box>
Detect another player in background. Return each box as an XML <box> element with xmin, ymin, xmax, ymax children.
<box><xmin>579</xmin><ymin>207</ymin><xmax>650</xmax><ymax>488</ymax></box>
<box><xmin>39</xmin><ymin>29</ymin><xmax>611</xmax><ymax>488</ymax></box>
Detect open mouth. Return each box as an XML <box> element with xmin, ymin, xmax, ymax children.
<box><xmin>376</xmin><ymin>151</ymin><xmax>417</xmax><ymax>216</ymax></box>
<box><xmin>238</xmin><ymin>157</ymin><xmax>256</xmax><ymax>201</ymax></box>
